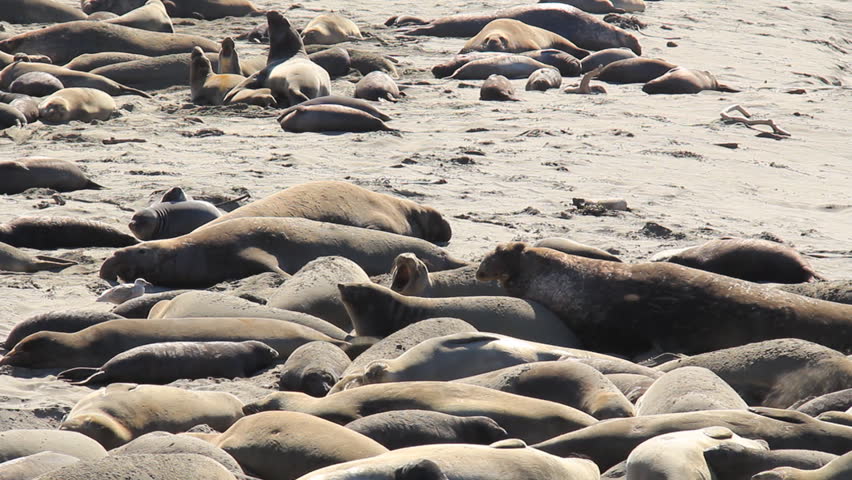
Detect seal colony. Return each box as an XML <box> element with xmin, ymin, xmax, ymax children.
<box><xmin>0</xmin><ymin>0</ymin><xmax>849</xmax><ymax>478</ymax></box>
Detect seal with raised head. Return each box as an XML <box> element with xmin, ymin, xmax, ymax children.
<box><xmin>0</xmin><ymin>216</ymin><xmax>137</xmax><ymax>249</ymax></box>
<box><xmin>476</xmin><ymin>242</ymin><xmax>852</xmax><ymax>356</ymax></box>
<box><xmin>302</xmin><ymin>14</ymin><xmax>362</xmax><ymax>45</ymax></box>
<box><xmin>218</xmin><ymin>36</ymin><xmax>240</xmax><ymax>74</ymax></box>
<box><xmin>635</xmin><ymin>366</ymin><xmax>748</xmax><ymax>415</ymax></box>
<box><xmin>460</xmin><ymin>19</ymin><xmax>589</xmax><ymax>59</ymax></box>
<box><xmin>451</xmin><ymin>55</ymin><xmax>554</xmax><ymax>80</ymax></box>
<box><xmin>129</xmin><ymin>186</ymin><xmax>222</xmax><ymax>240</ymax></box>
<box><xmin>100</xmin><ymin>217</ymin><xmax>465</xmax><ymax>287</ymax></box>
<box><xmin>643</xmin><ymin>66</ymin><xmax>739</xmax><ymax>94</ymax></box>
<box><xmin>703</xmin><ymin>443</ymin><xmax>838</xmax><ymax>480</ymax></box>
<box><xmin>345</xmin><ymin>410</ymin><xmax>507</xmax><ymax>449</ymax></box>
<box><xmin>38</xmin><ymin>87</ymin><xmax>116</xmax><ymax>123</ymax></box>
<box><xmin>103</xmin><ymin>0</ymin><xmax>174</xmax><ymax>33</ymax></box>
<box><xmin>189</xmin><ymin>46</ymin><xmax>244</xmax><ymax>105</ymax></box>
<box><xmin>389</xmin><ymin>253</ymin><xmax>504</xmax><ymax>297</ymax></box>
<box><xmin>354</xmin><ymin>71</ymin><xmax>403</xmax><ymax>102</ymax></box>
<box><xmin>0</xmin><ymin>241</ymin><xmax>77</xmax><ymax>274</ymax></box>
<box><xmin>0</xmin><ymin>61</ymin><xmax>152</xmax><ymax>97</ymax></box>
<box><xmin>278</xmin><ymin>341</ymin><xmax>351</xmax><ymax>397</ymax></box>
<box><xmin>480</xmin><ymin>74</ymin><xmax>520</xmax><ymax>101</ymax></box>
<box><xmin>595</xmin><ymin>57</ymin><xmax>676</xmax><ymax>84</ymax></box>
<box><xmin>0</xmin><ymin>157</ymin><xmax>102</xmax><ymax>194</ymax></box>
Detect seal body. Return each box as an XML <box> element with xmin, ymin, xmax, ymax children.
<box><xmin>189</xmin><ymin>46</ymin><xmax>244</xmax><ymax>105</ymax></box>
<box><xmin>64</xmin><ymin>52</ymin><xmax>150</xmax><ymax>71</ymax></box>
<box><xmin>0</xmin><ymin>62</ymin><xmax>150</xmax><ymax>97</ymax></box>
<box><xmin>35</xmin><ymin>454</ymin><xmax>238</xmax><ymax>480</ymax></box>
<box><xmin>0</xmin><ymin>157</ymin><xmax>103</xmax><ymax>194</ymax></box>
<box><xmin>0</xmin><ymin>216</ymin><xmax>137</xmax><ymax>249</ymax></box>
<box><xmin>596</xmin><ymin>57</ymin><xmax>676</xmax><ymax>83</ymax></box>
<box><xmin>635</xmin><ymin>366</ymin><xmax>748</xmax><ymax>415</ymax></box>
<box><xmin>534</xmin><ymin>237</ymin><xmax>621</xmax><ymax>261</ymax></box>
<box><xmin>345</xmin><ymin>410</ymin><xmax>507</xmax><ymax>449</ymax></box>
<box><xmin>38</xmin><ymin>87</ymin><xmax>116</xmax><ymax>123</ymax></box>
<box><xmin>4</xmin><ymin>310</ymin><xmax>123</xmax><ymax>349</ymax></box>
<box><xmin>460</xmin><ymin>19</ymin><xmax>589</xmax><ymax>59</ymax></box>
<box><xmin>0</xmin><ymin>0</ymin><xmax>87</xmax><ymax>23</ymax></box>
<box><xmin>129</xmin><ymin>187</ymin><xmax>222</xmax><ymax>240</ymax></box>
<box><xmin>103</xmin><ymin>0</ymin><xmax>173</xmax><ymax>32</ymax></box>
<box><xmin>480</xmin><ymin>74</ymin><xmax>520</xmax><ymax>101</ymax></box>
<box><xmin>278</xmin><ymin>341</ymin><xmax>351</xmax><ymax>397</ymax></box>
<box><xmin>451</xmin><ymin>55</ymin><xmax>553</xmax><ymax>80</ymax></box>
<box><xmin>308</xmin><ymin>47</ymin><xmax>351</xmax><ymax>77</ymax></box>
<box><xmin>643</xmin><ymin>66</ymin><xmax>738</xmax><ymax>94</ymax></box>
<box><xmin>280</xmin><ymin>104</ymin><xmax>393</xmax><ymax>133</ymax></box>
<box><xmin>580</xmin><ymin>47</ymin><xmax>637</xmax><ymax>72</ymax></box>
<box><xmin>751</xmin><ymin>451</ymin><xmax>852</xmax><ymax>480</ymax></box>
<box><xmin>276</xmin><ymin>96</ymin><xmax>391</xmax><ymax>122</ymax></box>
<box><xmin>354</xmin><ymin>71</ymin><xmax>403</xmax><ymax>102</ymax></box>
<box><xmin>703</xmin><ymin>443</ymin><xmax>838</xmax><ymax>480</ymax></box>
<box><xmin>302</xmin><ymin>14</ymin><xmax>362</xmax><ymax>45</ymax></box>
<box><xmin>109</xmin><ymin>431</ymin><xmax>244</xmax><ymax>476</ymax></box>
<box><xmin>81</xmin><ymin>0</ymin><xmax>262</xmax><ymax>19</ymax></box>
<box><xmin>9</xmin><ymin>71</ymin><xmax>64</xmax><ymax>96</ymax></box>
<box><xmin>0</xmin><ymin>429</ymin><xmax>106</xmax><ymax>462</ymax></box>
<box><xmin>525</xmin><ymin>68</ymin><xmax>562</xmax><ymax>91</ymax></box>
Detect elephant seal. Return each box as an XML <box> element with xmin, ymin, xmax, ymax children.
<box><xmin>451</xmin><ymin>55</ymin><xmax>553</xmax><ymax>80</ymax></box>
<box><xmin>214</xmin><ymin>411</ymin><xmax>387</xmax><ymax>480</ymax></box>
<box><xmin>651</xmin><ymin>237</ymin><xmax>820</xmax><ymax>283</ymax></box>
<box><xmin>100</xmin><ymin>217</ymin><xmax>465</xmax><ymax>287</ymax></box>
<box><xmin>295</xmin><ymin>442</ymin><xmax>599</xmax><ymax>480</ymax></box>
<box><xmin>796</xmin><ymin>389</ymin><xmax>852</xmax><ymax>417</ymax></box>
<box><xmin>0</xmin><ymin>451</ymin><xmax>80</xmax><ymax>479</ymax></box>
<box><xmin>38</xmin><ymin>87</ymin><xmax>116</xmax><ymax>123</ymax></box>
<box><xmin>703</xmin><ymin>443</ymin><xmax>838</xmax><ymax>480</ymax></box>
<box><xmin>553</xmin><ymin>0</ymin><xmax>624</xmax><ymax>14</ymax></box>
<box><xmin>0</xmin><ymin>157</ymin><xmax>102</xmax><ymax>194</ymax></box>
<box><xmin>57</xmin><ymin>340</ymin><xmax>279</xmax><ymax>385</ymax></box>
<box><xmin>354</xmin><ymin>71</ymin><xmax>403</xmax><ymax>102</ymax></box>
<box><xmin>226</xmin><ymin>11</ymin><xmax>330</xmax><ymax>107</ymax></box>
<box><xmin>626</xmin><ymin>427</ymin><xmax>767</xmax><ymax>480</ymax></box>
<box><xmin>302</xmin><ymin>14</ymin><xmax>362</xmax><ymax>45</ymax></box>
<box><xmin>110</xmin><ymin>431</ymin><xmax>243</xmax><ymax>476</ymax></box>
<box><xmin>279</xmin><ymin>104</ymin><xmax>395</xmax><ymax>133</ymax></box>
<box><xmin>129</xmin><ymin>186</ymin><xmax>222</xmax><ymax>240</ymax></box>
<box><xmin>534</xmin><ymin>237</ymin><xmax>621</xmax><ymax>261</ymax></box>
<box><xmin>779</xmin><ymin>281</ymin><xmax>852</xmax><ymax>305</ymax></box>
<box><xmin>9</xmin><ymin>71</ymin><xmax>63</xmax><ymax>96</ymax></box>
<box><xmin>244</xmin><ymin>381</ymin><xmax>597</xmax><ymax>444</ymax></box>
<box><xmin>190</xmin><ymin>46</ymin><xmax>244</xmax><ymax>105</ymax></box>
<box><xmin>36</xmin><ymin>453</ymin><xmax>238</xmax><ymax>480</ymax></box>
<box><xmin>0</xmin><ymin>241</ymin><xmax>76</xmax><ymax>273</ymax></box>
<box><xmin>4</xmin><ymin>310</ymin><xmax>122</xmax><ymax>349</ymax></box>
<box><xmin>345</xmin><ymin>49</ymin><xmax>400</xmax><ymax>78</ymax></box>
<box><xmin>525</xmin><ymin>68</ymin><xmax>561</xmax><ymax>91</ymax></box>
<box><xmin>596</xmin><ymin>57</ymin><xmax>676</xmax><ymax>83</ymax></box>
<box><xmin>0</xmin><ymin>61</ymin><xmax>151</xmax><ymax>97</ymax></box>
<box><xmin>0</xmin><ymin>0</ymin><xmax>87</xmax><ymax>23</ymax></box>
<box><xmin>0</xmin><ymin>429</ymin><xmax>106</xmax><ymax>462</ymax></box>
<box><xmin>206</xmin><ymin>181</ymin><xmax>451</xmax><ymax>243</ymax></box>
<box><xmin>338</xmin><ymin>282</ymin><xmax>580</xmax><ymax>347</ymax></box>
<box><xmin>0</xmin><ymin>216</ymin><xmax>138</xmax><ymax>249</ymax></box>
<box><xmin>218</xmin><ymin>37</ymin><xmax>240</xmax><ymax>74</ymax></box>
<box><xmin>81</xmin><ymin>0</ymin><xmax>262</xmax><ymax>19</ymax></box>
<box><xmin>752</xmin><ymin>451</ymin><xmax>852</xmax><ymax>480</ymax></box>
<box><xmin>818</xmin><ymin>410</ymin><xmax>852</xmax><ymax>427</ymax></box>
<box><xmin>534</xmin><ymin>407</ymin><xmax>852</xmax><ymax>472</ymax></box>
<box><xmin>480</xmin><ymin>74</ymin><xmax>520</xmax><ymax>101</ymax></box>
<box><xmin>455</xmin><ymin>360</ymin><xmax>635</xmax><ymax>419</ymax></box>
<box><xmin>579</xmin><ymin>47</ymin><xmax>636</xmax><ymax>72</ymax></box>
<box><xmin>404</xmin><ymin>4</ymin><xmax>641</xmax><ymax>54</ymax></box>
<box><xmin>276</xmin><ymin>96</ymin><xmax>391</xmax><ymax>122</ymax></box>
<box><xmin>460</xmin><ymin>19</ymin><xmax>589</xmax><ymax>59</ymax></box>
<box><xmin>278</xmin><ymin>341</ymin><xmax>351</xmax><ymax>397</ymax></box>
<box><xmin>643</xmin><ymin>66</ymin><xmax>739</xmax><ymax>94</ymax></box>
<box><xmin>60</xmin><ymin>383</ymin><xmax>244</xmax><ymax>449</ymax></box>
<box><xmin>269</xmin><ymin>256</ymin><xmax>370</xmax><ymax>330</ymax></box>
<box><xmin>225</xmin><ymin>86</ymin><xmax>277</xmax><ymax>106</ymax></box>
<box><xmin>475</xmin><ymin>243</ymin><xmax>852</xmax><ymax>356</ymax></box>
<box><xmin>345</xmin><ymin>410</ymin><xmax>507</xmax><ymax>449</ymax></box>
<box><xmin>308</xmin><ymin>47</ymin><xmax>351</xmax><ymax>77</ymax></box>
<box><xmin>0</xmin><ymin>21</ymin><xmax>219</xmax><ymax>65</ymax></box>
<box><xmin>64</xmin><ymin>52</ymin><xmax>149</xmax><ymax>71</ymax></box>
<box><xmin>111</xmin><ymin>289</ymin><xmax>191</xmax><ymax>318</ymax></box>
<box><xmin>1</xmin><ymin>316</ymin><xmax>344</xmax><ymax>368</ymax></box>
<box><xmin>0</xmin><ymin>102</ymin><xmax>26</xmax><ymax>128</ymax></box>
<box><xmin>433</xmin><ymin>50</ymin><xmax>579</xmax><ymax>78</ymax></box>
<box><xmin>89</xmin><ymin>52</ymin><xmax>260</xmax><ymax>90</ymax></box>
<box><xmin>0</xmin><ymin>91</ymin><xmax>39</xmax><ymax>124</ymax></box>
<box><xmin>103</xmin><ymin>0</ymin><xmax>173</xmax><ymax>33</ymax></box>
<box><xmin>635</xmin><ymin>366</ymin><xmax>748</xmax><ymax>415</ymax></box>
<box><xmin>389</xmin><ymin>253</ymin><xmax>504</xmax><ymax>297</ymax></box>
<box><xmin>606</xmin><ymin>373</ymin><xmax>655</xmax><ymax>401</ymax></box>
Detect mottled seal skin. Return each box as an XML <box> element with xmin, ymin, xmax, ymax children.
<box><xmin>278</xmin><ymin>341</ymin><xmax>351</xmax><ymax>397</ymax></box>
<box><xmin>534</xmin><ymin>237</ymin><xmax>621</xmax><ymax>262</ymax></box>
<box><xmin>109</xmin><ymin>431</ymin><xmax>244</xmax><ymax>476</ymax></box>
<box><xmin>534</xmin><ymin>407</ymin><xmax>852</xmax><ymax>472</ymax></box>
<box><xmin>579</xmin><ymin>47</ymin><xmax>637</xmax><ymax>73</ymax></box>
<box><xmin>0</xmin><ymin>317</ymin><xmax>344</xmax><ymax>369</ymax></box>
<box><xmin>80</xmin><ymin>0</ymin><xmax>262</xmax><ymax>19</ymax></box>
<box><xmin>244</xmin><ymin>381</ymin><xmax>597</xmax><ymax>444</ymax></box>
<box><xmin>0</xmin><ymin>61</ymin><xmax>151</xmax><ymax>97</ymax></box>
<box><xmin>752</xmin><ymin>451</ymin><xmax>852</xmax><ymax>480</ymax></box>
<box><xmin>60</xmin><ymin>384</ymin><xmax>244</xmax><ymax>449</ymax></box>
<box><xmin>643</xmin><ymin>66</ymin><xmax>739</xmax><ymax>94</ymax></box>
<box><xmin>35</xmin><ymin>454</ymin><xmax>238</xmax><ymax>480</ymax></box>
<box><xmin>215</xmin><ymin>411</ymin><xmax>387</xmax><ymax>480</ymax></box>
<box><xmin>460</xmin><ymin>19</ymin><xmax>589</xmax><ymax>59</ymax></box>
<box><xmin>0</xmin><ymin>451</ymin><xmax>80</xmax><ymax>479</ymax></box>
<box><xmin>651</xmin><ymin>237</ymin><xmax>820</xmax><ymax>283</ymax></box>
<box><xmin>206</xmin><ymin>181</ymin><xmax>451</xmax><ymax>244</ymax></box>
<box><xmin>451</xmin><ymin>55</ymin><xmax>553</xmax><ymax>80</ymax></box>
<box><xmin>280</xmin><ymin>104</ymin><xmax>395</xmax><ymax>133</ymax></box>
<box><xmin>795</xmin><ymin>389</ymin><xmax>852</xmax><ymax>417</ymax></box>
<box><xmin>308</xmin><ymin>47</ymin><xmax>351</xmax><ymax>77</ymax></box>
<box><xmin>0</xmin><ymin>241</ymin><xmax>76</xmax><ymax>273</ymax></box>
<box><xmin>0</xmin><ymin>21</ymin><xmax>219</xmax><ymax>65</ymax></box>
<box><xmin>4</xmin><ymin>309</ymin><xmax>122</xmax><ymax>349</ymax></box>
<box><xmin>480</xmin><ymin>74</ymin><xmax>520</xmax><ymax>101</ymax></box>
<box><xmin>57</xmin><ymin>340</ymin><xmax>279</xmax><ymax>385</ymax></box>
<box><xmin>456</xmin><ymin>360</ymin><xmax>635</xmax><ymax>419</ymax></box>
<box><xmin>302</xmin><ymin>13</ymin><xmax>362</xmax><ymax>45</ymax></box>
<box><xmin>190</xmin><ymin>46</ymin><xmax>244</xmax><ymax>106</ymax></box>
<box><xmin>596</xmin><ymin>57</ymin><xmax>676</xmax><ymax>84</ymax></box>
<box><xmin>0</xmin><ymin>0</ymin><xmax>87</xmax><ymax>23</ymax></box>
<box><xmin>476</xmin><ymin>242</ymin><xmax>852</xmax><ymax>356</ymax></box>
<box><xmin>657</xmin><ymin>339</ymin><xmax>852</xmax><ymax>408</ymax></box>
<box><xmin>64</xmin><ymin>52</ymin><xmax>150</xmax><ymax>71</ymax></box>
<box><xmin>129</xmin><ymin>187</ymin><xmax>222</xmax><ymax>241</ymax></box>
<box><xmin>0</xmin><ymin>157</ymin><xmax>103</xmax><ymax>194</ymax></box>
<box><xmin>103</xmin><ymin>0</ymin><xmax>173</xmax><ymax>33</ymax></box>
<box><xmin>703</xmin><ymin>443</ymin><xmax>838</xmax><ymax>480</ymax></box>
<box><xmin>354</xmin><ymin>71</ymin><xmax>403</xmax><ymax>102</ymax></box>
<box><xmin>38</xmin><ymin>87</ymin><xmax>116</xmax><ymax>123</ymax></box>
<box><xmin>524</xmin><ymin>67</ymin><xmax>561</xmax><ymax>91</ymax></box>
<box><xmin>345</xmin><ymin>410</ymin><xmax>508</xmax><ymax>449</ymax></box>
<box><xmin>9</xmin><ymin>71</ymin><xmax>63</xmax><ymax>96</ymax></box>
<box><xmin>0</xmin><ymin>429</ymin><xmax>107</xmax><ymax>463</ymax></box>
<box><xmin>403</xmin><ymin>3</ymin><xmax>641</xmax><ymax>54</ymax></box>
<box><xmin>0</xmin><ymin>216</ymin><xmax>138</xmax><ymax>249</ymax></box>
<box><xmin>635</xmin><ymin>366</ymin><xmax>748</xmax><ymax>415</ymax></box>
<box><xmin>276</xmin><ymin>96</ymin><xmax>390</xmax><ymax>122</ymax></box>
<box><xmin>338</xmin><ymin>282</ymin><xmax>580</xmax><ymax>347</ymax></box>
<box><xmin>101</xmin><ymin>217</ymin><xmax>464</xmax><ymax>287</ymax></box>
<box><xmin>389</xmin><ymin>253</ymin><xmax>505</xmax><ymax>297</ymax></box>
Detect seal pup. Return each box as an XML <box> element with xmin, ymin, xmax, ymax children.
<box><xmin>57</xmin><ymin>340</ymin><xmax>279</xmax><ymax>385</ymax></box>
<box><xmin>38</xmin><ymin>87</ymin><xmax>116</xmax><ymax>123</ymax></box>
<box><xmin>345</xmin><ymin>410</ymin><xmax>508</xmax><ymax>449</ymax></box>
<box><xmin>280</xmin><ymin>104</ymin><xmax>395</xmax><ymax>133</ymax></box>
<box><xmin>205</xmin><ymin>181</ymin><xmax>451</xmax><ymax>243</ymax></box>
<box><xmin>276</xmin><ymin>96</ymin><xmax>390</xmax><ymax>122</ymax></box>
<box><xmin>651</xmin><ymin>237</ymin><xmax>820</xmax><ymax>283</ymax></box>
<box><xmin>534</xmin><ymin>237</ymin><xmax>620</xmax><ymax>261</ymax></box>
<box><xmin>524</xmin><ymin>67</ymin><xmax>561</xmax><ymax>91</ymax></box>
<box><xmin>1</xmin><ymin>61</ymin><xmax>151</xmax><ymax>97</ymax></box>
<box><xmin>0</xmin><ymin>216</ymin><xmax>138</xmax><ymax>249</ymax></box>
<box><xmin>129</xmin><ymin>186</ymin><xmax>222</xmax><ymax>240</ymax></box>
<box><xmin>96</xmin><ymin>278</ymin><xmax>151</xmax><ymax>304</ymax></box>
<box><xmin>4</xmin><ymin>310</ymin><xmax>123</xmax><ymax>349</ymax></box>
<box><xmin>480</xmin><ymin>74</ymin><xmax>520</xmax><ymax>101</ymax></box>
<box><xmin>278</xmin><ymin>341</ymin><xmax>351</xmax><ymax>397</ymax></box>
<box><xmin>100</xmin><ymin>217</ymin><xmax>465</xmax><ymax>286</ymax></box>
<box><xmin>9</xmin><ymin>71</ymin><xmax>63</xmax><ymax>96</ymax></box>
<box><xmin>476</xmin><ymin>242</ymin><xmax>852</xmax><ymax>356</ymax></box>
<box><xmin>389</xmin><ymin>253</ymin><xmax>505</xmax><ymax>297</ymax></box>
<box><xmin>302</xmin><ymin>14</ymin><xmax>363</xmax><ymax>45</ymax></box>
<box><xmin>244</xmin><ymin>381</ymin><xmax>597</xmax><ymax>444</ymax></box>
<box><xmin>752</xmin><ymin>451</ymin><xmax>852</xmax><ymax>480</ymax></box>
<box><xmin>635</xmin><ymin>366</ymin><xmax>749</xmax><ymax>415</ymax></box>
<box><xmin>451</xmin><ymin>55</ymin><xmax>553</xmax><ymax>80</ymax></box>
<box><xmin>0</xmin><ymin>241</ymin><xmax>76</xmax><ymax>273</ymax></box>
<box><xmin>35</xmin><ymin>453</ymin><xmax>238</xmax><ymax>480</ymax></box>
<box><xmin>433</xmin><ymin>50</ymin><xmax>579</xmax><ymax>78</ymax></box>
<box><xmin>596</xmin><ymin>57</ymin><xmax>676</xmax><ymax>83</ymax></box>
<box><xmin>354</xmin><ymin>71</ymin><xmax>403</xmax><ymax>102</ymax></box>
<box><xmin>103</xmin><ymin>0</ymin><xmax>174</xmax><ymax>33</ymax></box>
<box><xmin>1</xmin><ymin>0</ymin><xmax>87</xmax><ymax>23</ymax></box>
<box><xmin>0</xmin><ymin>157</ymin><xmax>102</xmax><ymax>194</ymax></box>
<box><xmin>643</xmin><ymin>66</ymin><xmax>739</xmax><ymax>94</ymax></box>
<box><xmin>0</xmin><ymin>102</ymin><xmax>26</xmax><ymax>128</ymax></box>
<box><xmin>189</xmin><ymin>46</ymin><xmax>244</xmax><ymax>105</ymax></box>
<box><xmin>460</xmin><ymin>19</ymin><xmax>590</xmax><ymax>59</ymax></box>
<box><xmin>338</xmin><ymin>282</ymin><xmax>580</xmax><ymax>347</ymax></box>
<box><xmin>0</xmin><ymin>91</ymin><xmax>39</xmax><ymax>124</ymax></box>
<box><xmin>703</xmin><ymin>443</ymin><xmax>838</xmax><ymax>480</ymax></box>
<box><xmin>218</xmin><ymin>37</ymin><xmax>240</xmax><ymax>74</ymax></box>
<box><xmin>0</xmin><ymin>429</ymin><xmax>106</xmax><ymax>462</ymax></box>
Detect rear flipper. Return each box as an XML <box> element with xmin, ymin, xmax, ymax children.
<box><xmin>33</xmin><ymin>256</ymin><xmax>78</xmax><ymax>271</ymax></box>
<box><xmin>57</xmin><ymin>367</ymin><xmax>105</xmax><ymax>385</ymax></box>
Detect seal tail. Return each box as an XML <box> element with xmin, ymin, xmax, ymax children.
<box><xmin>57</xmin><ymin>367</ymin><xmax>102</xmax><ymax>384</ymax></box>
<box><xmin>34</xmin><ymin>256</ymin><xmax>78</xmax><ymax>270</ymax></box>
<box><xmin>716</xmin><ymin>84</ymin><xmax>740</xmax><ymax>93</ymax></box>
<box><xmin>119</xmin><ymin>85</ymin><xmax>153</xmax><ymax>98</ymax></box>
<box><xmin>85</xmin><ymin>179</ymin><xmax>105</xmax><ymax>190</ymax></box>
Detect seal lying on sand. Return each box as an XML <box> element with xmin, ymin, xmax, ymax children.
<box><xmin>0</xmin><ymin>241</ymin><xmax>76</xmax><ymax>273</ymax></box>
<box><xmin>0</xmin><ymin>157</ymin><xmax>103</xmax><ymax>194</ymax></box>
<box><xmin>129</xmin><ymin>187</ymin><xmax>221</xmax><ymax>240</ymax></box>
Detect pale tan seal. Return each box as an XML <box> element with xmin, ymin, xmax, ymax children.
<box><xmin>103</xmin><ymin>0</ymin><xmax>173</xmax><ymax>33</ymax></box>
<box><xmin>36</xmin><ymin>453</ymin><xmax>239</xmax><ymax>480</ymax></box>
<box><xmin>643</xmin><ymin>66</ymin><xmax>739</xmax><ymax>94</ymax></box>
<box><xmin>38</xmin><ymin>87</ymin><xmax>116</xmax><ymax>123</ymax></box>
<box><xmin>278</xmin><ymin>341</ymin><xmax>351</xmax><ymax>397</ymax></box>
<box><xmin>344</xmin><ymin>410</ymin><xmax>508</xmax><ymax>449</ymax></box>
<box><xmin>218</xmin><ymin>36</ymin><xmax>240</xmax><ymax>74</ymax></box>
<box><xmin>0</xmin><ymin>61</ymin><xmax>151</xmax><ymax>97</ymax></box>
<box><xmin>703</xmin><ymin>443</ymin><xmax>838</xmax><ymax>480</ymax></box>
<box><xmin>533</xmin><ymin>237</ymin><xmax>621</xmax><ymax>261</ymax></box>
<box><xmin>459</xmin><ymin>19</ymin><xmax>590</xmax><ymax>59</ymax></box>
<box><xmin>301</xmin><ymin>14</ymin><xmax>363</xmax><ymax>45</ymax></box>
<box><xmin>189</xmin><ymin>46</ymin><xmax>243</xmax><ymax>105</ymax></box>
<box><xmin>81</xmin><ymin>0</ymin><xmax>263</xmax><ymax>19</ymax></box>
<box><xmin>0</xmin><ymin>241</ymin><xmax>76</xmax><ymax>272</ymax></box>
<box><xmin>0</xmin><ymin>451</ymin><xmax>79</xmax><ymax>479</ymax></box>
<box><xmin>389</xmin><ymin>253</ymin><xmax>505</xmax><ymax>297</ymax></box>
<box><xmin>480</xmin><ymin>74</ymin><xmax>519</xmax><ymax>101</ymax></box>
<box><xmin>354</xmin><ymin>71</ymin><xmax>403</xmax><ymax>102</ymax></box>
<box><xmin>0</xmin><ymin>429</ymin><xmax>106</xmax><ymax>462</ymax></box>
<box><xmin>450</xmin><ymin>55</ymin><xmax>554</xmax><ymax>80</ymax></box>
<box><xmin>4</xmin><ymin>310</ymin><xmax>123</xmax><ymax>349</ymax></box>
<box><xmin>635</xmin><ymin>366</ymin><xmax>749</xmax><ymax>415</ymax></box>
<box><xmin>0</xmin><ymin>157</ymin><xmax>103</xmax><ymax>194</ymax></box>
<box><xmin>752</xmin><ymin>451</ymin><xmax>852</xmax><ymax>480</ymax></box>
<box><xmin>279</xmin><ymin>104</ymin><xmax>395</xmax><ymax>133</ymax></box>
<box><xmin>64</xmin><ymin>52</ymin><xmax>150</xmax><ymax>71</ymax></box>
<box><xmin>0</xmin><ymin>0</ymin><xmax>87</xmax><ymax>23</ymax></box>
<box><xmin>524</xmin><ymin>67</ymin><xmax>561</xmax><ymax>91</ymax></box>
<box><xmin>109</xmin><ymin>431</ymin><xmax>244</xmax><ymax>476</ymax></box>
<box><xmin>60</xmin><ymin>383</ymin><xmax>244</xmax><ymax>449</ymax></box>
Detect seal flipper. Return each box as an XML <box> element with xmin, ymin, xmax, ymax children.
<box><xmin>84</xmin><ymin>179</ymin><xmax>104</xmax><ymax>190</ymax></box>
<box><xmin>58</xmin><ymin>367</ymin><xmax>101</xmax><ymax>383</ymax></box>
<box><xmin>748</xmin><ymin>407</ymin><xmax>811</xmax><ymax>424</ymax></box>
<box><xmin>33</xmin><ymin>256</ymin><xmax>78</xmax><ymax>270</ymax></box>
<box><xmin>223</xmin><ymin>68</ymin><xmax>268</xmax><ymax>103</ymax></box>
<box><xmin>716</xmin><ymin>84</ymin><xmax>740</xmax><ymax>93</ymax></box>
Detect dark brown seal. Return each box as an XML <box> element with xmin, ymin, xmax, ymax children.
<box><xmin>0</xmin><ymin>157</ymin><xmax>103</xmax><ymax>194</ymax></box>
<box><xmin>596</xmin><ymin>57</ymin><xmax>676</xmax><ymax>84</ymax></box>
<box><xmin>345</xmin><ymin>410</ymin><xmax>508</xmax><ymax>449</ymax></box>
<box><xmin>480</xmin><ymin>74</ymin><xmax>520</xmax><ymax>101</ymax></box>
<box><xmin>0</xmin><ymin>216</ymin><xmax>138</xmax><ymax>249</ymax></box>
<box><xmin>4</xmin><ymin>310</ymin><xmax>123</xmax><ymax>349</ymax></box>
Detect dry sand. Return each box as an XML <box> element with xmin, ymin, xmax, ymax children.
<box><xmin>1</xmin><ymin>0</ymin><xmax>850</xmax><ymax>430</ymax></box>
